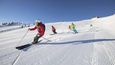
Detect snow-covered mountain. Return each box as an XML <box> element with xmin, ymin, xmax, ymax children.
<box><xmin>0</xmin><ymin>14</ymin><xmax>115</xmax><ymax>65</ymax></box>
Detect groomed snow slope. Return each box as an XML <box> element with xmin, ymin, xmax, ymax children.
<box><xmin>0</xmin><ymin>14</ymin><xmax>115</xmax><ymax>65</ymax></box>
<box><xmin>0</xmin><ymin>25</ymin><xmax>21</xmax><ymax>33</ymax></box>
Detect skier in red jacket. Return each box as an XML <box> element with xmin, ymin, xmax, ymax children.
<box><xmin>28</xmin><ymin>20</ymin><xmax>45</xmax><ymax>44</ymax></box>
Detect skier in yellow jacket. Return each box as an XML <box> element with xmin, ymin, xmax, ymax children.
<box><xmin>69</xmin><ymin>23</ymin><xmax>78</xmax><ymax>33</ymax></box>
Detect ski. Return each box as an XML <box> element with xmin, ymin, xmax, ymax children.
<box><xmin>16</xmin><ymin>44</ymin><xmax>32</xmax><ymax>50</ymax></box>
<box><xmin>16</xmin><ymin>40</ymin><xmax>42</xmax><ymax>50</ymax></box>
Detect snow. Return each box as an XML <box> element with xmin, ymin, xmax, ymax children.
<box><xmin>0</xmin><ymin>14</ymin><xmax>115</xmax><ymax>65</ymax></box>
<box><xmin>0</xmin><ymin>25</ymin><xmax>21</xmax><ymax>33</ymax></box>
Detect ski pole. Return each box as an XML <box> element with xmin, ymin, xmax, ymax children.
<box><xmin>12</xmin><ymin>30</ymin><xmax>29</xmax><ymax>65</ymax></box>
<box><xmin>18</xmin><ymin>30</ymin><xmax>29</xmax><ymax>44</ymax></box>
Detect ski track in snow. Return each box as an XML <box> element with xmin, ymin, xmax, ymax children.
<box><xmin>0</xmin><ymin>15</ymin><xmax>115</xmax><ymax>65</ymax></box>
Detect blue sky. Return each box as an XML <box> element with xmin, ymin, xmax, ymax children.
<box><xmin>0</xmin><ymin>0</ymin><xmax>115</xmax><ymax>23</ymax></box>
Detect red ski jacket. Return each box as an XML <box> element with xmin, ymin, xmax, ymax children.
<box><xmin>30</xmin><ymin>23</ymin><xmax>45</xmax><ymax>37</ymax></box>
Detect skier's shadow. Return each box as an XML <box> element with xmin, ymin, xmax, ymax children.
<box><xmin>39</xmin><ymin>39</ymin><xmax>115</xmax><ymax>45</ymax></box>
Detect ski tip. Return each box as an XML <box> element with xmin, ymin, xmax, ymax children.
<box><xmin>16</xmin><ymin>44</ymin><xmax>32</xmax><ymax>50</ymax></box>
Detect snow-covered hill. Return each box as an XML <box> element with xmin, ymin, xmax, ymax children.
<box><xmin>0</xmin><ymin>14</ymin><xmax>115</xmax><ymax>65</ymax></box>
<box><xmin>0</xmin><ymin>25</ymin><xmax>22</xmax><ymax>33</ymax></box>
<box><xmin>92</xmin><ymin>14</ymin><xmax>115</xmax><ymax>35</ymax></box>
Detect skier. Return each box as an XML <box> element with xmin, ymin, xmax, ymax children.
<box><xmin>69</xmin><ymin>23</ymin><xmax>78</xmax><ymax>33</ymax></box>
<box><xmin>52</xmin><ymin>25</ymin><xmax>57</xmax><ymax>34</ymax></box>
<box><xmin>28</xmin><ymin>20</ymin><xmax>45</xmax><ymax>44</ymax></box>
